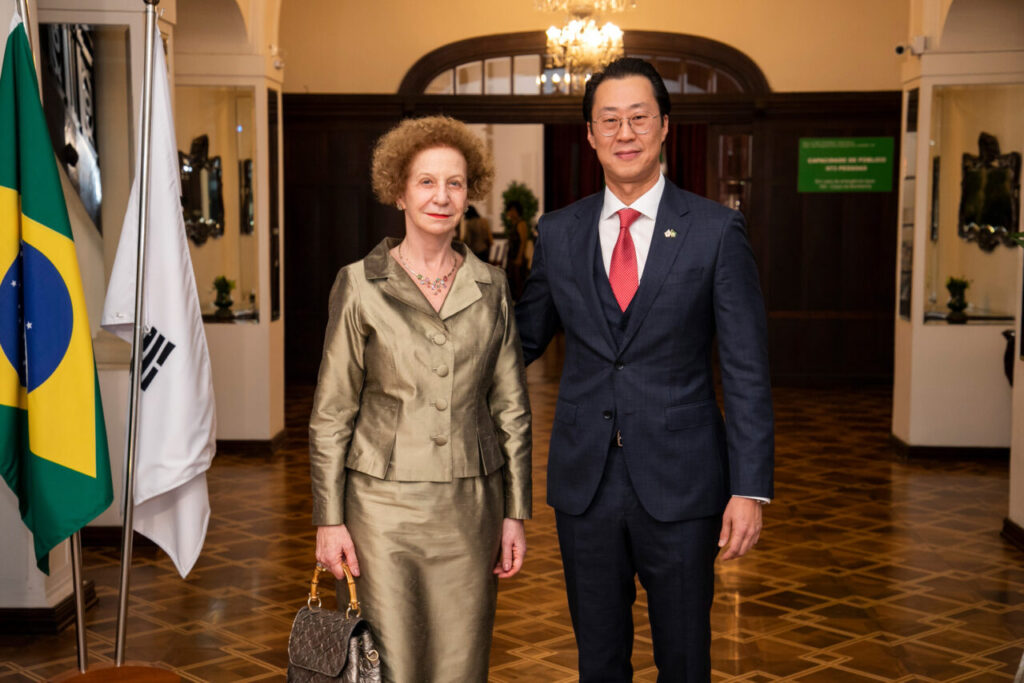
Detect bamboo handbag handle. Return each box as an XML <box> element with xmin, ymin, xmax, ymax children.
<box><xmin>309</xmin><ymin>563</ymin><xmax>362</xmax><ymax>617</ymax></box>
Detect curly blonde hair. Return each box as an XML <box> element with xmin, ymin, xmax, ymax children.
<box><xmin>371</xmin><ymin>116</ymin><xmax>494</xmax><ymax>205</ymax></box>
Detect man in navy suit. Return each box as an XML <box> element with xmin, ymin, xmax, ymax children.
<box><xmin>515</xmin><ymin>58</ymin><xmax>774</xmax><ymax>681</ymax></box>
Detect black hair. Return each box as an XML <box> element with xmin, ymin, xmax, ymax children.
<box><xmin>582</xmin><ymin>57</ymin><xmax>671</xmax><ymax>123</ymax></box>
<box><xmin>505</xmin><ymin>200</ymin><xmax>523</xmax><ymax>215</ymax></box>
<box><xmin>465</xmin><ymin>205</ymin><xmax>480</xmax><ymax>220</ymax></box>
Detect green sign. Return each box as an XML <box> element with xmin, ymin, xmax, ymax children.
<box><xmin>798</xmin><ymin>137</ymin><xmax>894</xmax><ymax>193</ymax></box>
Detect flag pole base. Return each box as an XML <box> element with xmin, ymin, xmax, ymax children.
<box><xmin>53</xmin><ymin>664</ymin><xmax>181</xmax><ymax>682</ymax></box>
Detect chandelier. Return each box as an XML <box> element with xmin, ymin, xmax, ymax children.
<box><xmin>538</xmin><ymin>0</ymin><xmax>633</xmax><ymax>94</ymax></box>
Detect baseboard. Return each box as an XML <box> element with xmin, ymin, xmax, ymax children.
<box><xmin>1003</xmin><ymin>518</ymin><xmax>1024</xmax><ymax>553</ymax></box>
<box><xmin>80</xmin><ymin>527</ymin><xmax>157</xmax><ymax>548</ymax></box>
<box><xmin>217</xmin><ymin>429</ymin><xmax>286</xmax><ymax>457</ymax></box>
<box><xmin>0</xmin><ymin>580</ymin><xmax>96</xmax><ymax>635</ymax></box>
<box><xmin>889</xmin><ymin>436</ymin><xmax>1009</xmax><ymax>461</ymax></box>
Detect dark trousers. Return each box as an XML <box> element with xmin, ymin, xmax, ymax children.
<box><xmin>555</xmin><ymin>446</ymin><xmax>720</xmax><ymax>682</ymax></box>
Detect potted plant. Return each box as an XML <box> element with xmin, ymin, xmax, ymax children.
<box><xmin>945</xmin><ymin>276</ymin><xmax>969</xmax><ymax>324</ymax></box>
<box><xmin>213</xmin><ymin>275</ymin><xmax>236</xmax><ymax>320</ymax></box>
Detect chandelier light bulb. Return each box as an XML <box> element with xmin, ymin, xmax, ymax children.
<box><xmin>535</xmin><ymin>0</ymin><xmax>637</xmax><ymax>13</ymax></box>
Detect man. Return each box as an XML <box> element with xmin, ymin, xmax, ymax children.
<box><xmin>515</xmin><ymin>58</ymin><xmax>774</xmax><ymax>681</ymax></box>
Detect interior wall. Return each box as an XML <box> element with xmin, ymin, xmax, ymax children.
<box><xmin>278</xmin><ymin>0</ymin><xmax>909</xmax><ymax>94</ymax></box>
<box><xmin>94</xmin><ymin>25</ymin><xmax>133</xmax><ymax>288</ymax></box>
<box><xmin>175</xmin><ymin>0</ymin><xmax>252</xmax><ymax>55</ymax></box>
<box><xmin>937</xmin><ymin>0</ymin><xmax>1024</xmax><ymax>53</ymax></box>
<box><xmin>1010</xmin><ymin>247</ymin><xmax>1024</xmax><ymax>527</ymax></box>
<box><xmin>925</xmin><ymin>84</ymin><xmax>1024</xmax><ymax>316</ymax></box>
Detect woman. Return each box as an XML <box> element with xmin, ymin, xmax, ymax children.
<box><xmin>503</xmin><ymin>200</ymin><xmax>530</xmax><ymax>299</ymax></box>
<box><xmin>309</xmin><ymin>115</ymin><xmax>531</xmax><ymax>683</ymax></box>
<box><xmin>461</xmin><ymin>204</ymin><xmax>492</xmax><ymax>262</ymax></box>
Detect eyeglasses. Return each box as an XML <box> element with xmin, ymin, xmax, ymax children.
<box><xmin>591</xmin><ymin>113</ymin><xmax>659</xmax><ymax>137</ymax></box>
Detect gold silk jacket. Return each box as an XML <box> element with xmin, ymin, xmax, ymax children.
<box><xmin>309</xmin><ymin>238</ymin><xmax>532</xmax><ymax>526</ymax></box>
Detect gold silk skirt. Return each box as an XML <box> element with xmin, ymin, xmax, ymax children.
<box><xmin>344</xmin><ymin>469</ymin><xmax>504</xmax><ymax>683</ymax></box>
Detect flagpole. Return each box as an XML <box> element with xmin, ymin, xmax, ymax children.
<box><xmin>114</xmin><ymin>0</ymin><xmax>159</xmax><ymax>666</ymax></box>
<box><xmin>14</xmin><ymin>1</ymin><xmax>31</xmax><ymax>48</ymax></box>
<box><xmin>69</xmin><ymin>533</ymin><xmax>88</xmax><ymax>672</ymax></box>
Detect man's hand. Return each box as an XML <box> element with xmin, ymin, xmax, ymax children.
<box><xmin>493</xmin><ymin>518</ymin><xmax>526</xmax><ymax>578</ymax></box>
<box><xmin>315</xmin><ymin>524</ymin><xmax>360</xmax><ymax>578</ymax></box>
<box><xmin>718</xmin><ymin>497</ymin><xmax>762</xmax><ymax>561</ymax></box>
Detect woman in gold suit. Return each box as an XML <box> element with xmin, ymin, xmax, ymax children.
<box><xmin>309</xmin><ymin>116</ymin><xmax>532</xmax><ymax>683</ymax></box>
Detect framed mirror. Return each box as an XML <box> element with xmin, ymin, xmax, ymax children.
<box><xmin>179</xmin><ymin>134</ymin><xmax>225</xmax><ymax>245</ymax></box>
<box><xmin>175</xmin><ymin>85</ymin><xmax>258</xmax><ymax>321</ymax></box>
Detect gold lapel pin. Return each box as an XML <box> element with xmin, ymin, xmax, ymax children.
<box><xmin>664</xmin><ymin>229</ymin><xmax>677</xmax><ymax>238</ymax></box>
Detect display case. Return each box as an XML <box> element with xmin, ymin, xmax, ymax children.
<box><xmin>892</xmin><ymin>66</ymin><xmax>1022</xmax><ymax>449</ymax></box>
<box><xmin>922</xmin><ymin>84</ymin><xmax>1023</xmax><ymax>325</ymax></box>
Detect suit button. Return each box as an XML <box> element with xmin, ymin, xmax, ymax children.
<box><xmin>431</xmin><ymin>333</ymin><xmax>447</xmax><ymax>345</ymax></box>
<box><xmin>615</xmin><ymin>361</ymin><xmax>625</xmax><ymax>370</ymax></box>
<box><xmin>602</xmin><ymin>410</ymin><xmax>613</xmax><ymax>420</ymax></box>
<box><xmin>433</xmin><ymin>435</ymin><xmax>448</xmax><ymax>446</ymax></box>
<box><xmin>433</xmin><ymin>364</ymin><xmax>449</xmax><ymax>377</ymax></box>
<box><xmin>434</xmin><ymin>398</ymin><xmax>448</xmax><ymax>411</ymax></box>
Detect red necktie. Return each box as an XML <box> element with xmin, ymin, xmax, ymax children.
<box><xmin>609</xmin><ymin>208</ymin><xmax>641</xmax><ymax>311</ymax></box>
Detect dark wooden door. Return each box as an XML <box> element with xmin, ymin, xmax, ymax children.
<box><xmin>748</xmin><ymin>98</ymin><xmax>901</xmax><ymax>384</ymax></box>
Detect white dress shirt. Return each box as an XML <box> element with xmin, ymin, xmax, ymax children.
<box><xmin>597</xmin><ymin>175</ymin><xmax>769</xmax><ymax>506</ymax></box>
<box><xmin>598</xmin><ymin>174</ymin><xmax>665</xmax><ymax>279</ymax></box>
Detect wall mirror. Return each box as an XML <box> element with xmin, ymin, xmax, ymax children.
<box><xmin>923</xmin><ymin>83</ymin><xmax>1024</xmax><ymax>324</ymax></box>
<box><xmin>38</xmin><ymin>22</ymin><xmax>126</xmax><ymax>234</ymax></box>
<box><xmin>174</xmin><ymin>85</ymin><xmax>258</xmax><ymax>322</ymax></box>
<box><xmin>179</xmin><ymin>134</ymin><xmax>224</xmax><ymax>244</ymax></box>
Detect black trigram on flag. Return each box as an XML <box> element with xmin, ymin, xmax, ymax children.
<box><xmin>141</xmin><ymin>327</ymin><xmax>176</xmax><ymax>391</ymax></box>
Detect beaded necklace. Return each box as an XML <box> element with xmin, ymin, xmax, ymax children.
<box><xmin>397</xmin><ymin>244</ymin><xmax>459</xmax><ymax>295</ymax></box>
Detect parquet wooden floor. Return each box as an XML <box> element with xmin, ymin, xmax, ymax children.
<box><xmin>2</xmin><ymin>347</ymin><xmax>1023</xmax><ymax>681</ymax></box>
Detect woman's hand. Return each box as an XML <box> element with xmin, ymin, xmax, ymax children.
<box><xmin>315</xmin><ymin>524</ymin><xmax>360</xmax><ymax>578</ymax></box>
<box><xmin>493</xmin><ymin>518</ymin><xmax>526</xmax><ymax>579</ymax></box>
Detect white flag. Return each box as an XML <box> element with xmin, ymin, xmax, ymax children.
<box><xmin>101</xmin><ymin>25</ymin><xmax>216</xmax><ymax>578</ymax></box>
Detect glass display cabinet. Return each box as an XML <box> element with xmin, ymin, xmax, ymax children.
<box><xmin>892</xmin><ymin>62</ymin><xmax>1023</xmax><ymax>450</ymax></box>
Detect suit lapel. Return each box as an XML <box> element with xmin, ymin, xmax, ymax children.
<box><xmin>569</xmin><ymin>195</ymin><xmax>617</xmax><ymax>359</ymax></box>
<box><xmin>439</xmin><ymin>248</ymin><xmax>488</xmax><ymax>320</ymax></box>
<box><xmin>619</xmin><ymin>184</ymin><xmax>692</xmax><ymax>352</ymax></box>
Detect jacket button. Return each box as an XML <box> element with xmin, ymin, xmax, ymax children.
<box><xmin>431</xmin><ymin>333</ymin><xmax>447</xmax><ymax>345</ymax></box>
<box><xmin>602</xmin><ymin>410</ymin><xmax>613</xmax><ymax>420</ymax></box>
<box><xmin>433</xmin><ymin>364</ymin><xmax>449</xmax><ymax>377</ymax></box>
<box><xmin>432</xmin><ymin>435</ymin><xmax>448</xmax><ymax>446</ymax></box>
<box><xmin>614</xmin><ymin>361</ymin><xmax>625</xmax><ymax>370</ymax></box>
<box><xmin>434</xmin><ymin>398</ymin><xmax>448</xmax><ymax>411</ymax></box>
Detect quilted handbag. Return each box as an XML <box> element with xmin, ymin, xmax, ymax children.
<box><xmin>287</xmin><ymin>563</ymin><xmax>382</xmax><ymax>683</ymax></box>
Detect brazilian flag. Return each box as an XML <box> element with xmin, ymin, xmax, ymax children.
<box><xmin>0</xmin><ymin>17</ymin><xmax>113</xmax><ymax>573</ymax></box>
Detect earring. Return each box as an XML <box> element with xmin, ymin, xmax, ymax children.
<box><xmin>397</xmin><ymin>201</ymin><xmax>404</xmax><ymax>210</ymax></box>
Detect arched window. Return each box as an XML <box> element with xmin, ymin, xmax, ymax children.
<box><xmin>399</xmin><ymin>30</ymin><xmax>769</xmax><ymax>96</ymax></box>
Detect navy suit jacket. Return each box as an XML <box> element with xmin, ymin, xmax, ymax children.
<box><xmin>515</xmin><ymin>180</ymin><xmax>774</xmax><ymax>522</ymax></box>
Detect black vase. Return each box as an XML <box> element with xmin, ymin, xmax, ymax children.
<box><xmin>214</xmin><ymin>292</ymin><xmax>234</xmax><ymax>320</ymax></box>
<box><xmin>946</xmin><ymin>294</ymin><xmax>967</xmax><ymax>324</ymax></box>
